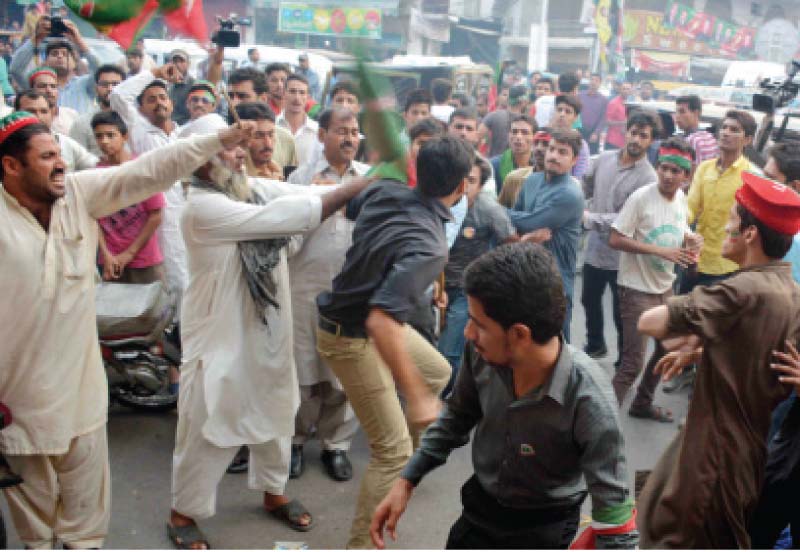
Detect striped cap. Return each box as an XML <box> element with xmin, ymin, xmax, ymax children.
<box><xmin>0</xmin><ymin>112</ymin><xmax>42</xmax><ymax>147</ymax></box>
<box><xmin>27</xmin><ymin>66</ymin><xmax>57</xmax><ymax>86</ymax></box>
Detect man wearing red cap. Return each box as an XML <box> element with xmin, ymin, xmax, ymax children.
<box><xmin>635</xmin><ymin>171</ymin><xmax>800</xmax><ymax>548</ymax></box>
<box><xmin>0</xmin><ymin>110</ymin><xmax>255</xmax><ymax>549</ymax></box>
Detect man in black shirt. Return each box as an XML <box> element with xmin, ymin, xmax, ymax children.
<box><xmin>316</xmin><ymin>136</ymin><xmax>473</xmax><ymax>549</ymax></box>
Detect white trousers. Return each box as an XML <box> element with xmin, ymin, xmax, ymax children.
<box><xmin>171</xmin><ymin>364</ymin><xmax>291</xmax><ymax>520</ymax></box>
<box><xmin>3</xmin><ymin>426</ymin><xmax>110</xmax><ymax>549</ymax></box>
<box><xmin>293</xmin><ymin>382</ymin><xmax>358</xmax><ymax>451</ymax></box>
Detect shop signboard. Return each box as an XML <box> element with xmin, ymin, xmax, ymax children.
<box><xmin>278</xmin><ymin>2</ymin><xmax>382</xmax><ymax>39</ymax></box>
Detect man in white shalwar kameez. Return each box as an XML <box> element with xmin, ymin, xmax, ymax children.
<box><xmin>168</xmin><ymin>114</ymin><xmax>374</xmax><ymax>550</ymax></box>
<box><xmin>287</xmin><ymin>108</ymin><xmax>368</xmax><ymax>481</ymax></box>
<box><xmin>0</xmin><ymin>110</ymin><xmax>251</xmax><ymax>549</ymax></box>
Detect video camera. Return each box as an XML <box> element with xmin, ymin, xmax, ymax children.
<box><xmin>752</xmin><ymin>60</ymin><xmax>800</xmax><ymax>114</ymax></box>
<box><xmin>211</xmin><ymin>14</ymin><xmax>251</xmax><ymax>48</ymax></box>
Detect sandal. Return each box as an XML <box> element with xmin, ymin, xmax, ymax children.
<box><xmin>267</xmin><ymin>499</ymin><xmax>314</xmax><ymax>532</ymax></box>
<box><xmin>628</xmin><ymin>404</ymin><xmax>674</xmax><ymax>423</ymax></box>
<box><xmin>167</xmin><ymin>522</ymin><xmax>211</xmax><ymax>550</ymax></box>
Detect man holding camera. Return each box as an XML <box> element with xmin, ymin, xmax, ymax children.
<box><xmin>9</xmin><ymin>16</ymin><xmax>100</xmax><ymax>113</ymax></box>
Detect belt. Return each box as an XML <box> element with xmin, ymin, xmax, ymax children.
<box><xmin>318</xmin><ymin>316</ymin><xmax>368</xmax><ymax>339</ymax></box>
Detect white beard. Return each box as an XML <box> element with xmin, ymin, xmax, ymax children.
<box><xmin>209</xmin><ymin>156</ymin><xmax>252</xmax><ymax>202</ymax></box>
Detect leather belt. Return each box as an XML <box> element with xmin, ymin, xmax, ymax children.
<box><xmin>318</xmin><ymin>316</ymin><xmax>368</xmax><ymax>339</ymax></box>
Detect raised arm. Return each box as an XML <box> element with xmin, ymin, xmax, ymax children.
<box><xmin>110</xmin><ymin>64</ymin><xmax>176</xmax><ymax>132</ymax></box>
<box><xmin>9</xmin><ymin>38</ymin><xmax>35</xmax><ymax>91</ymax></box>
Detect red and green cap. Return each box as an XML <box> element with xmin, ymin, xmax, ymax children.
<box><xmin>0</xmin><ymin>112</ymin><xmax>42</xmax><ymax>147</ymax></box>
<box><xmin>657</xmin><ymin>146</ymin><xmax>692</xmax><ymax>171</ymax></box>
<box><xmin>27</xmin><ymin>66</ymin><xmax>57</xmax><ymax>87</ymax></box>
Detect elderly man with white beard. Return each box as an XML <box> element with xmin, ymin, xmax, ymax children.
<box><xmin>168</xmin><ymin>114</ymin><xmax>374</xmax><ymax>550</ymax></box>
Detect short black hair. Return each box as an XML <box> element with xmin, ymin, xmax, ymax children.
<box><xmin>404</xmin><ymin>88</ymin><xmax>432</xmax><ymax>113</ymax></box>
<box><xmin>555</xmin><ymin>94</ymin><xmax>582</xmax><ymax>116</ymax></box>
<box><xmin>330</xmin><ymin>80</ymin><xmax>361</xmax><ymax>102</ymax></box>
<box><xmin>431</xmin><ymin>78</ymin><xmax>453</xmax><ymax>103</ymax></box>
<box><xmin>14</xmin><ymin>89</ymin><xmax>46</xmax><ymax>111</ymax></box>
<box><xmin>318</xmin><ymin>107</ymin><xmax>356</xmax><ymax>131</ymax></box>
<box><xmin>0</xmin><ymin>121</ymin><xmax>51</xmax><ymax>179</ymax></box>
<box><xmin>640</xmin><ymin>80</ymin><xmax>654</xmax><ymax>87</ymax></box>
<box><xmin>509</xmin><ymin>113</ymin><xmax>537</xmax><ymax>132</ymax></box>
<box><xmin>557</xmin><ymin>72</ymin><xmax>580</xmax><ymax>94</ymax></box>
<box><xmin>286</xmin><ymin>73</ymin><xmax>309</xmax><ymax>89</ymax></box>
<box><xmin>94</xmin><ymin>64</ymin><xmax>125</xmax><ymax>83</ymax></box>
<box><xmin>247</xmin><ymin>47</ymin><xmax>257</xmax><ymax>55</ymax></box>
<box><xmin>408</xmin><ymin>117</ymin><xmax>443</xmax><ymax>141</ymax></box>
<box><xmin>724</xmin><ymin>109</ymin><xmax>757</xmax><ymax>138</ymax></box>
<box><xmin>768</xmin><ymin>142</ymin><xmax>800</xmax><ymax>183</ymax></box>
<box><xmin>657</xmin><ymin>136</ymin><xmax>695</xmax><ymax>174</ymax></box>
<box><xmin>474</xmin><ymin>156</ymin><xmax>491</xmax><ymax>187</ymax></box>
<box><xmin>675</xmin><ymin>94</ymin><xmax>702</xmax><ymax>113</ymax></box>
<box><xmin>234</xmin><ymin>101</ymin><xmax>276</xmax><ymax>123</ymax></box>
<box><xmin>737</xmin><ymin>203</ymin><xmax>794</xmax><ymax>258</ymax></box>
<box><xmin>627</xmin><ymin>109</ymin><xmax>662</xmax><ymax>135</ymax></box>
<box><xmin>464</xmin><ymin>243</ymin><xmax>565</xmax><ymax>343</ymax></box>
<box><xmin>416</xmin><ymin>136</ymin><xmax>474</xmax><ymax>198</ymax></box>
<box><xmin>228</xmin><ymin>67</ymin><xmax>268</xmax><ymax>96</ymax></box>
<box><xmin>45</xmin><ymin>39</ymin><xmax>75</xmax><ymax>60</ymax></box>
<box><xmin>537</xmin><ymin>77</ymin><xmax>555</xmax><ymax>91</ymax></box>
<box><xmin>265</xmin><ymin>62</ymin><xmax>291</xmax><ymax>77</ymax></box>
<box><xmin>550</xmin><ymin>128</ymin><xmax>583</xmax><ymax>157</ymax></box>
<box><xmin>91</xmin><ymin>110</ymin><xmax>128</xmax><ymax>135</ymax></box>
<box><xmin>590</xmin><ymin>72</ymin><xmax>602</xmax><ymax>79</ymax></box>
<box><xmin>451</xmin><ymin>92</ymin><xmax>470</xmax><ymax>107</ymax></box>
<box><xmin>136</xmin><ymin>80</ymin><xmax>168</xmax><ymax>106</ymax></box>
<box><xmin>449</xmin><ymin>107</ymin><xmax>478</xmax><ymax>125</ymax></box>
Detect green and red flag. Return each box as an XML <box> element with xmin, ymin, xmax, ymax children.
<box><xmin>63</xmin><ymin>0</ymin><xmax>207</xmax><ymax>50</ymax></box>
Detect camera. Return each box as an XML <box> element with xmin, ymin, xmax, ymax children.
<box><xmin>49</xmin><ymin>15</ymin><xmax>68</xmax><ymax>38</ymax></box>
<box><xmin>752</xmin><ymin>60</ymin><xmax>800</xmax><ymax>114</ymax></box>
<box><xmin>211</xmin><ymin>15</ymin><xmax>250</xmax><ymax>48</ymax></box>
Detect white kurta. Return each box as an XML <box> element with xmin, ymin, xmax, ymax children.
<box><xmin>287</xmin><ymin>157</ymin><xmax>368</xmax><ymax>386</ymax></box>
<box><xmin>0</xmin><ymin>133</ymin><xmax>222</xmax><ymax>455</ymax></box>
<box><xmin>111</xmin><ymin>70</ymin><xmax>188</xmax><ymax>313</ymax></box>
<box><xmin>55</xmin><ymin>132</ymin><xmax>98</xmax><ymax>173</ymax></box>
<box><xmin>179</xmin><ymin>179</ymin><xmax>327</xmax><ymax>448</ymax></box>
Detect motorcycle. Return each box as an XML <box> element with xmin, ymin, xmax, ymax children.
<box><xmin>96</xmin><ymin>281</ymin><xmax>180</xmax><ymax>412</ymax></box>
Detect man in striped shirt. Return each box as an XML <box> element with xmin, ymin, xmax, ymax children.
<box><xmin>675</xmin><ymin>95</ymin><xmax>719</xmax><ymax>165</ymax></box>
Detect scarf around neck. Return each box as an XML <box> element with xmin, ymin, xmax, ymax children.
<box><xmin>191</xmin><ymin>178</ymin><xmax>289</xmax><ymax>326</ymax></box>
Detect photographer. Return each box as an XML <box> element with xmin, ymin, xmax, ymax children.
<box><xmin>9</xmin><ymin>14</ymin><xmax>100</xmax><ymax>113</ymax></box>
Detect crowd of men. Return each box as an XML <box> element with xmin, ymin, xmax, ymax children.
<box><xmin>1</xmin><ymin>8</ymin><xmax>800</xmax><ymax>551</ymax></box>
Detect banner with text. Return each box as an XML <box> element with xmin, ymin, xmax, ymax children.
<box><xmin>662</xmin><ymin>0</ymin><xmax>755</xmax><ymax>57</ymax></box>
<box><xmin>278</xmin><ymin>3</ymin><xmax>382</xmax><ymax>39</ymax></box>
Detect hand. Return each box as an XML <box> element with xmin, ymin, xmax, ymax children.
<box><xmin>654</xmin><ymin>350</ymin><xmax>697</xmax><ymax>382</ymax></box>
<box><xmin>218</xmin><ymin>121</ymin><xmax>257</xmax><ymax>148</ymax></box>
<box><xmin>661</xmin><ymin>333</ymin><xmax>702</xmax><ymax>353</ymax></box>
<box><xmin>208</xmin><ymin>44</ymin><xmax>224</xmax><ymax>65</ymax></box>
<box><xmin>34</xmin><ymin>16</ymin><xmax>50</xmax><ymax>44</ymax></box>
<box><xmin>772</xmin><ymin>340</ymin><xmax>800</xmax><ymax>394</ymax></box>
<box><xmin>658</xmin><ymin>246</ymin><xmax>696</xmax><ymax>268</ymax></box>
<box><xmin>102</xmin><ymin>254</ymin><xmax>122</xmax><ymax>281</ymax></box>
<box><xmin>152</xmin><ymin>63</ymin><xmax>181</xmax><ymax>83</ymax></box>
<box><xmin>116</xmin><ymin>250</ymin><xmax>135</xmax><ymax>271</ymax></box>
<box><xmin>341</xmin><ymin>175</ymin><xmax>377</xmax><ymax>195</ymax></box>
<box><xmin>520</xmin><ymin>228</ymin><xmax>552</xmax><ymax>244</ymax></box>
<box><xmin>370</xmin><ymin>478</ymin><xmax>414</xmax><ymax>549</ymax></box>
<box><xmin>684</xmin><ymin>231</ymin><xmax>704</xmax><ymax>253</ymax></box>
<box><xmin>62</xmin><ymin>20</ymin><xmax>85</xmax><ymax>49</ymax></box>
<box><xmin>435</xmin><ymin>290</ymin><xmax>448</xmax><ymax>311</ymax></box>
<box><xmin>405</xmin><ymin>392</ymin><xmax>442</xmax><ymax>429</ymax></box>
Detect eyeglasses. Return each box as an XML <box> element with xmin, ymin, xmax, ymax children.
<box><xmin>189</xmin><ymin>96</ymin><xmax>213</xmax><ymax>104</ymax></box>
<box><xmin>97</xmin><ymin>81</ymin><xmax>121</xmax><ymax>88</ymax></box>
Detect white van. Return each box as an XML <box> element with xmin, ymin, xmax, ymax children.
<box><xmin>722</xmin><ymin>60</ymin><xmax>786</xmax><ymax>88</ymax></box>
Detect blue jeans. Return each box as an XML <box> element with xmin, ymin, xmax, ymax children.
<box><xmin>438</xmin><ymin>287</ymin><xmax>468</xmax><ymax>397</ymax></box>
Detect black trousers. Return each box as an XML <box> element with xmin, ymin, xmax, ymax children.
<box><xmin>445</xmin><ymin>476</ymin><xmax>580</xmax><ymax>550</ymax></box>
<box><xmin>580</xmin><ymin>264</ymin><xmax>622</xmax><ymax>355</ymax></box>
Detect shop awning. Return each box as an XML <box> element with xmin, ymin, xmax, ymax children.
<box><xmin>631</xmin><ymin>49</ymin><xmax>690</xmax><ymax>78</ymax></box>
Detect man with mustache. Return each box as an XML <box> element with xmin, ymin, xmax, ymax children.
<box><xmin>27</xmin><ymin>66</ymin><xmax>78</xmax><ymax>136</ymax></box>
<box><xmin>167</xmin><ymin>113</ymin><xmax>374</xmax><ymax>549</ymax></box>
<box><xmin>0</xmin><ymin>110</ymin><xmax>254</xmax><ymax>550</ymax></box>
<box><xmin>277</xmin><ymin>74</ymin><xmax>320</xmax><ymax>168</ymax></box>
<box><xmin>68</xmin><ymin>64</ymin><xmax>125</xmax><ymax>156</ymax></box>
<box><xmin>111</xmin><ymin>61</ymin><xmax>190</xmax><ymax>329</ymax></box>
<box><xmin>15</xmin><ymin>89</ymin><xmax>97</xmax><ymax>173</ymax></box>
<box><xmin>580</xmin><ymin>110</ymin><xmax>658</xmax><ymax>365</ymax></box>
<box><xmin>286</xmin><ymin>107</ymin><xmax>369</xmax><ymax>482</ymax></box>
<box><xmin>235</xmin><ymin>102</ymin><xmax>285</xmax><ymax>181</ymax></box>
<box><xmin>490</xmin><ymin>114</ymin><xmax>536</xmax><ymax>194</ymax></box>
<box><xmin>507</xmin><ymin>128</ymin><xmax>585</xmax><ymax>341</ymax></box>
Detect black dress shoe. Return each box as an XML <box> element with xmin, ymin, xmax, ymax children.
<box><xmin>321</xmin><ymin>450</ymin><xmax>353</xmax><ymax>482</ymax></box>
<box><xmin>226</xmin><ymin>445</ymin><xmax>249</xmax><ymax>474</ymax></box>
<box><xmin>290</xmin><ymin>444</ymin><xmax>304</xmax><ymax>479</ymax></box>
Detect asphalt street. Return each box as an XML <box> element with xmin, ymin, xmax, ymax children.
<box><xmin>1</xmin><ymin>270</ymin><xmax>692</xmax><ymax>549</ymax></box>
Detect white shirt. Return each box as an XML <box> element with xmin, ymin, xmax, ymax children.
<box><xmin>0</xmin><ymin>132</ymin><xmax>222</xmax><ymax>455</ymax></box>
<box><xmin>179</xmin><ymin>179</ymin><xmax>327</xmax><ymax>446</ymax></box>
<box><xmin>68</xmin><ymin>107</ymin><xmax>102</xmax><ymax>157</ymax></box>
<box><xmin>55</xmin><ymin>132</ymin><xmax>98</xmax><ymax>173</ymax></box>
<box><xmin>277</xmin><ymin>113</ymin><xmax>321</xmax><ymax>168</ymax></box>
<box><xmin>431</xmin><ymin>104</ymin><xmax>455</xmax><ymax>124</ymax></box>
<box><xmin>287</xmin><ymin>156</ymin><xmax>369</xmax><ymax>386</ymax></box>
<box><xmin>52</xmin><ymin>106</ymin><xmax>79</xmax><ymax>136</ymax></box>
<box><xmin>534</xmin><ymin>95</ymin><xmax>556</xmax><ymax>128</ymax></box>
<box><xmin>613</xmin><ymin>183</ymin><xmax>690</xmax><ymax>294</ymax></box>
<box><xmin>111</xmin><ymin>70</ymin><xmax>188</xmax><ymax>311</ymax></box>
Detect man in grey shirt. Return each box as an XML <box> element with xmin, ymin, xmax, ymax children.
<box><xmin>370</xmin><ymin>243</ymin><xmax>637</xmax><ymax>550</ymax></box>
<box><xmin>581</xmin><ymin>110</ymin><xmax>659</xmax><ymax>364</ymax></box>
